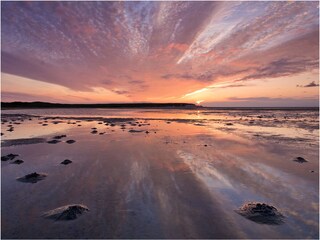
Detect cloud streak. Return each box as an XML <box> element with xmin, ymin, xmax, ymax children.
<box><xmin>297</xmin><ymin>81</ymin><xmax>319</xmax><ymax>88</ymax></box>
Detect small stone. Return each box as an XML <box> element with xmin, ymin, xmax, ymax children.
<box><xmin>1</xmin><ymin>153</ymin><xmax>19</xmax><ymax>161</ymax></box>
<box><xmin>47</xmin><ymin>139</ymin><xmax>61</xmax><ymax>144</ymax></box>
<box><xmin>61</xmin><ymin>159</ymin><xmax>72</xmax><ymax>165</ymax></box>
<box><xmin>293</xmin><ymin>157</ymin><xmax>308</xmax><ymax>163</ymax></box>
<box><xmin>11</xmin><ymin>159</ymin><xmax>24</xmax><ymax>164</ymax></box>
<box><xmin>53</xmin><ymin>135</ymin><xmax>67</xmax><ymax>139</ymax></box>
<box><xmin>66</xmin><ymin>140</ymin><xmax>76</xmax><ymax>144</ymax></box>
<box><xmin>129</xmin><ymin>129</ymin><xmax>143</xmax><ymax>133</ymax></box>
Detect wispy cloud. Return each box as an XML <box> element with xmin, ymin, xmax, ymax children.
<box><xmin>297</xmin><ymin>81</ymin><xmax>319</xmax><ymax>88</ymax></box>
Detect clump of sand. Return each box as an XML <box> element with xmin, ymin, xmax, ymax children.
<box><xmin>42</xmin><ymin>204</ymin><xmax>89</xmax><ymax>221</ymax></box>
<box><xmin>235</xmin><ymin>202</ymin><xmax>285</xmax><ymax>225</ymax></box>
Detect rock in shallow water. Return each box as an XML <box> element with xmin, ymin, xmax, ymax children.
<box><xmin>293</xmin><ymin>157</ymin><xmax>308</xmax><ymax>163</ymax></box>
<box><xmin>53</xmin><ymin>135</ymin><xmax>67</xmax><ymax>139</ymax></box>
<box><xmin>128</xmin><ymin>129</ymin><xmax>143</xmax><ymax>133</ymax></box>
<box><xmin>11</xmin><ymin>159</ymin><xmax>24</xmax><ymax>164</ymax></box>
<box><xmin>61</xmin><ymin>159</ymin><xmax>72</xmax><ymax>165</ymax></box>
<box><xmin>3</xmin><ymin>138</ymin><xmax>46</xmax><ymax>147</ymax></box>
<box><xmin>1</xmin><ymin>153</ymin><xmax>19</xmax><ymax>161</ymax></box>
<box><xmin>17</xmin><ymin>172</ymin><xmax>47</xmax><ymax>183</ymax></box>
<box><xmin>47</xmin><ymin>139</ymin><xmax>60</xmax><ymax>144</ymax></box>
<box><xmin>235</xmin><ymin>202</ymin><xmax>285</xmax><ymax>225</ymax></box>
<box><xmin>43</xmin><ymin>204</ymin><xmax>89</xmax><ymax>221</ymax></box>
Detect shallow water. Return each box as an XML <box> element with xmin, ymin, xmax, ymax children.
<box><xmin>1</xmin><ymin>108</ymin><xmax>319</xmax><ymax>239</ymax></box>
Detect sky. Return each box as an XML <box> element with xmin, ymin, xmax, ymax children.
<box><xmin>1</xmin><ymin>1</ymin><xmax>319</xmax><ymax>107</ymax></box>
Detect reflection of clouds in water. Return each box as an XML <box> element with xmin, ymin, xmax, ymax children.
<box><xmin>177</xmin><ymin>150</ymin><xmax>233</xmax><ymax>189</ymax></box>
<box><xmin>126</xmin><ymin>160</ymin><xmax>151</xmax><ymax>204</ymax></box>
<box><xmin>176</xmin><ymin>149</ymin><xmax>319</xmax><ymax>234</ymax></box>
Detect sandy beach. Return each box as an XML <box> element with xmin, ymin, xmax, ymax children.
<box><xmin>1</xmin><ymin>108</ymin><xmax>319</xmax><ymax>239</ymax></box>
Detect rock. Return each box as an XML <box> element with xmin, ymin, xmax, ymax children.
<box><xmin>145</xmin><ymin>131</ymin><xmax>150</xmax><ymax>134</ymax></box>
<box><xmin>17</xmin><ymin>172</ymin><xmax>47</xmax><ymax>183</ymax></box>
<box><xmin>128</xmin><ymin>129</ymin><xmax>143</xmax><ymax>133</ymax></box>
<box><xmin>235</xmin><ymin>202</ymin><xmax>285</xmax><ymax>225</ymax></box>
<box><xmin>61</xmin><ymin>159</ymin><xmax>72</xmax><ymax>165</ymax></box>
<box><xmin>53</xmin><ymin>135</ymin><xmax>67</xmax><ymax>139</ymax></box>
<box><xmin>42</xmin><ymin>204</ymin><xmax>89</xmax><ymax>221</ymax></box>
<box><xmin>293</xmin><ymin>157</ymin><xmax>308</xmax><ymax>163</ymax></box>
<box><xmin>11</xmin><ymin>159</ymin><xmax>24</xmax><ymax>164</ymax></box>
<box><xmin>225</xmin><ymin>123</ymin><xmax>233</xmax><ymax>126</ymax></box>
<box><xmin>66</xmin><ymin>140</ymin><xmax>76</xmax><ymax>144</ymax></box>
<box><xmin>47</xmin><ymin>139</ymin><xmax>61</xmax><ymax>144</ymax></box>
<box><xmin>204</xmin><ymin>144</ymin><xmax>207</xmax><ymax>147</ymax></box>
<box><xmin>91</xmin><ymin>130</ymin><xmax>98</xmax><ymax>134</ymax></box>
<box><xmin>1</xmin><ymin>153</ymin><xmax>19</xmax><ymax>161</ymax></box>
<box><xmin>2</xmin><ymin>138</ymin><xmax>46</xmax><ymax>147</ymax></box>
<box><xmin>99</xmin><ymin>132</ymin><xmax>105</xmax><ymax>135</ymax></box>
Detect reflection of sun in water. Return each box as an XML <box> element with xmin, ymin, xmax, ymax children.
<box><xmin>196</xmin><ymin>100</ymin><xmax>204</xmax><ymax>105</ymax></box>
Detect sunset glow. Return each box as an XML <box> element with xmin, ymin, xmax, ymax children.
<box><xmin>1</xmin><ymin>1</ymin><xmax>319</xmax><ymax>106</ymax></box>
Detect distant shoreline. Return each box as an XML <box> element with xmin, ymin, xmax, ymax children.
<box><xmin>1</xmin><ymin>102</ymin><xmax>318</xmax><ymax>111</ymax></box>
<box><xmin>1</xmin><ymin>101</ymin><xmax>201</xmax><ymax>110</ymax></box>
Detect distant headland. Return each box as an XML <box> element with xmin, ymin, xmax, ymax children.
<box><xmin>1</xmin><ymin>101</ymin><xmax>201</xmax><ymax>110</ymax></box>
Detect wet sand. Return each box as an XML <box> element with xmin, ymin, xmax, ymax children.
<box><xmin>1</xmin><ymin>109</ymin><xmax>319</xmax><ymax>239</ymax></box>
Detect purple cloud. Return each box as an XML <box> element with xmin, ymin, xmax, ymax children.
<box><xmin>297</xmin><ymin>81</ymin><xmax>319</xmax><ymax>88</ymax></box>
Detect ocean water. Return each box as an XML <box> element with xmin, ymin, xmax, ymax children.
<box><xmin>1</xmin><ymin>108</ymin><xmax>319</xmax><ymax>238</ymax></box>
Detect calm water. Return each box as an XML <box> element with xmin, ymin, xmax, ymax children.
<box><xmin>1</xmin><ymin>108</ymin><xmax>319</xmax><ymax>238</ymax></box>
